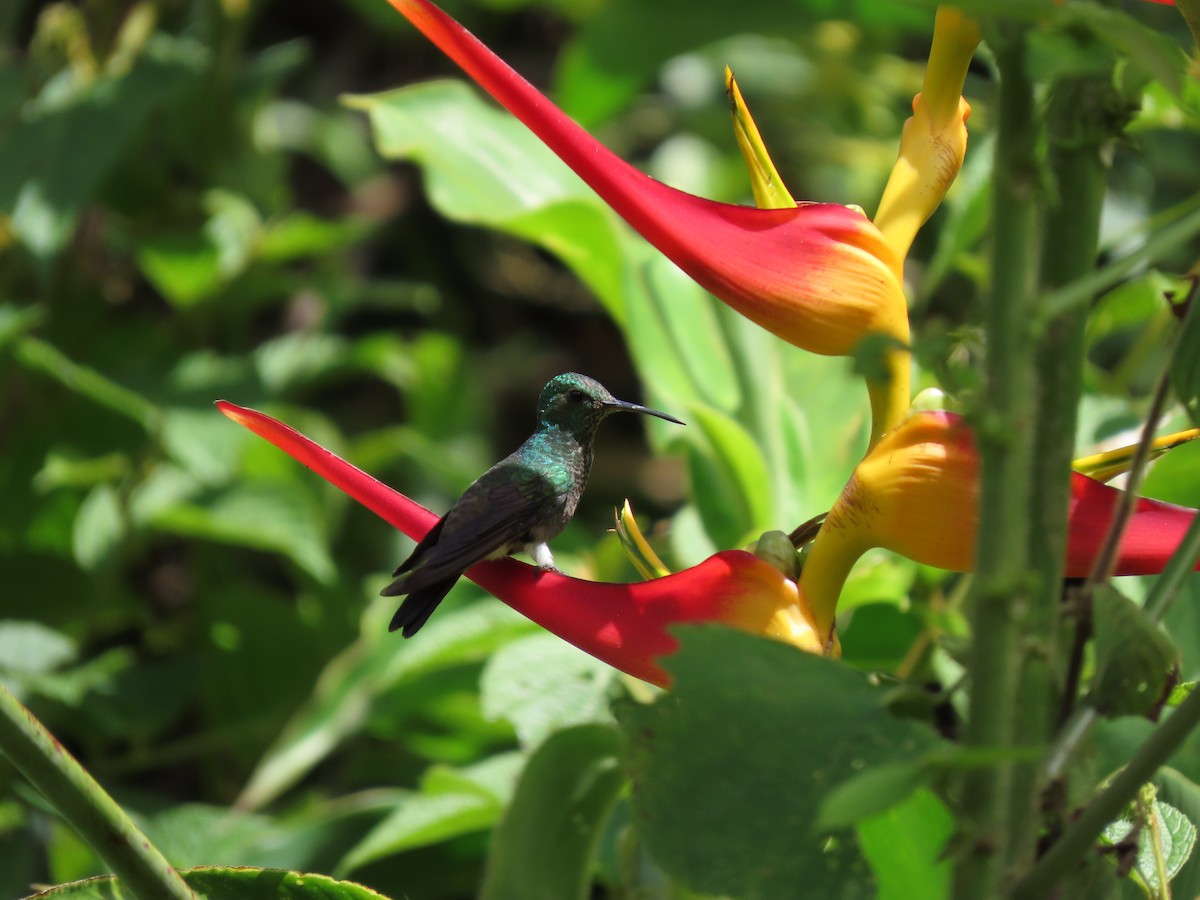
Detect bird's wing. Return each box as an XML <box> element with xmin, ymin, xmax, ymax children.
<box><xmin>390</xmin><ymin>462</ymin><xmax>565</xmax><ymax>593</ymax></box>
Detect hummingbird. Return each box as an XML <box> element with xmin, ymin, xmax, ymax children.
<box><xmin>382</xmin><ymin>372</ymin><xmax>684</xmax><ymax>637</ymax></box>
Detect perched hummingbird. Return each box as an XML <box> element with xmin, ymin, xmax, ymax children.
<box><xmin>382</xmin><ymin>372</ymin><xmax>684</xmax><ymax>637</ymax></box>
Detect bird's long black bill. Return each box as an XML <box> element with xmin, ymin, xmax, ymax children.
<box><xmin>606</xmin><ymin>400</ymin><xmax>685</xmax><ymax>426</ymax></box>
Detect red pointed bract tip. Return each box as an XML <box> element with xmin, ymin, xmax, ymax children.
<box><xmin>216</xmin><ymin>401</ymin><xmax>810</xmax><ymax>686</ymax></box>
<box><xmin>382</xmin><ymin>0</ymin><xmax>905</xmax><ymax>358</ymax></box>
<box><xmin>216</xmin><ymin>400</ymin><xmax>438</xmax><ymax>539</ymax></box>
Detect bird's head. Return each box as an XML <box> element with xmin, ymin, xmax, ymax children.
<box><xmin>537</xmin><ymin>373</ymin><xmax>683</xmax><ymax>437</ymax></box>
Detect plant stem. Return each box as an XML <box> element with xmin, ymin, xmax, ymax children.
<box><xmin>953</xmin><ymin>25</ymin><xmax>1040</xmax><ymax>897</ymax></box>
<box><xmin>0</xmin><ymin>683</ymin><xmax>194</xmax><ymax>899</ymax></box>
<box><xmin>1014</xmin><ymin>685</ymin><xmax>1200</xmax><ymax>898</ymax></box>
<box><xmin>1006</xmin><ymin>67</ymin><xmax>1111</xmax><ymax>871</ymax></box>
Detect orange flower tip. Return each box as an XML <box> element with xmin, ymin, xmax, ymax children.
<box><xmin>215</xmin><ymin>399</ymin><xmax>250</xmax><ymax>425</ymax></box>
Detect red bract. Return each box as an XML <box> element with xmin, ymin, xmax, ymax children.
<box><xmin>380</xmin><ymin>0</ymin><xmax>906</xmax><ymax>361</ymax></box>
<box><xmin>217</xmin><ymin>401</ymin><xmax>824</xmax><ymax>686</ymax></box>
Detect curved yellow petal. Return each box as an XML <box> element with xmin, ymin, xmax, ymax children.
<box><xmin>726</xmin><ymin>67</ymin><xmax>797</xmax><ymax>210</ymax></box>
<box><xmin>874</xmin><ymin>8</ymin><xmax>979</xmax><ymax>261</ymax></box>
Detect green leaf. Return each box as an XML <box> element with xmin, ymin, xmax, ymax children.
<box><xmin>1155</xmin><ymin>768</ymin><xmax>1200</xmax><ymax>899</ymax></box>
<box><xmin>685</xmin><ymin>403</ymin><xmax>774</xmax><ymax>549</ymax></box>
<box><xmin>1064</xmin><ymin>5</ymin><xmax>1187</xmax><ymax>98</ymax></box>
<box><xmin>346</xmin><ymin>81</ymin><xmax>628</xmax><ymax>319</ymax></box>
<box><xmin>858</xmin><ymin>788</ymin><xmax>953</xmax><ymax>900</ymax></box>
<box><xmin>0</xmin><ymin>35</ymin><xmax>204</xmax><ymax>261</ymax></box>
<box><xmin>254</xmin><ymin>333</ymin><xmax>351</xmax><ymax>393</ymax></box>
<box><xmin>338</xmin><ymin>753</ymin><xmax>523</xmax><ymax>873</ymax></box>
<box><xmin>620</xmin><ymin>626</ymin><xmax>942</xmax><ymax>900</ymax></box>
<box><xmin>481</xmin><ymin>724</ymin><xmax>625</xmax><ymax>900</ymax></box>
<box><xmin>815</xmin><ymin>759</ymin><xmax>931</xmax><ymax>832</ymax></box>
<box><xmin>135</xmin><ymin>233</ymin><xmax>222</xmax><ymax>308</ymax></box>
<box><xmin>147</xmin><ymin>483</ymin><xmax>335</xmax><ymax>583</ymax></box>
<box><xmin>0</xmin><ymin>621</ymin><xmax>76</xmax><ymax>676</ymax></box>
<box><xmin>1090</xmin><ymin>584</ymin><xmax>1180</xmax><ymax>718</ymax></box>
<box><xmin>640</xmin><ymin>258</ymin><xmax>739</xmax><ymax>412</ymax></box>
<box><xmin>1103</xmin><ymin>798</ymin><xmax>1197</xmax><ymax>894</ymax></box>
<box><xmin>71</xmin><ymin>484</ymin><xmax>123</xmax><ymax>570</ymax></box>
<box><xmin>24</xmin><ymin>866</ymin><xmax>393</xmax><ymax>899</ymax></box>
<box><xmin>14</xmin><ymin>339</ymin><xmax>159</xmax><ymax>430</ymax></box>
<box><xmin>480</xmin><ymin>632</ymin><xmax>616</xmax><ymax>749</ymax></box>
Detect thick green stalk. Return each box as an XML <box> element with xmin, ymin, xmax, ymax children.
<box><xmin>0</xmin><ymin>683</ymin><xmax>194</xmax><ymax>899</ymax></box>
<box><xmin>1006</xmin><ymin>72</ymin><xmax>1111</xmax><ymax>873</ymax></box>
<box><xmin>952</xmin><ymin>27</ymin><xmax>1040</xmax><ymax>898</ymax></box>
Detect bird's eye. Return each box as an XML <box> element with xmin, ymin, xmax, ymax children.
<box><xmin>567</xmin><ymin>389</ymin><xmax>587</xmax><ymax>403</ymax></box>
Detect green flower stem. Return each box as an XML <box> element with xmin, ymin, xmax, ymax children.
<box><xmin>0</xmin><ymin>682</ymin><xmax>194</xmax><ymax>899</ymax></box>
<box><xmin>953</xmin><ymin>26</ymin><xmax>1040</xmax><ymax>897</ymax></box>
<box><xmin>1007</xmin><ymin>69</ymin><xmax>1112</xmax><ymax>873</ymax></box>
<box><xmin>1013</xmin><ymin>685</ymin><xmax>1200</xmax><ymax>899</ymax></box>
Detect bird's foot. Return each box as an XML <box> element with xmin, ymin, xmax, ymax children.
<box><xmin>529</xmin><ymin>541</ymin><xmax>559</xmax><ymax>573</ymax></box>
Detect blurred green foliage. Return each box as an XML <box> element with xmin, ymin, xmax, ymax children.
<box><xmin>2</xmin><ymin>0</ymin><xmax>1200</xmax><ymax>897</ymax></box>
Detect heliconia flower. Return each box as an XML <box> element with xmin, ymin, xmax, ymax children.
<box><xmin>873</xmin><ymin>8</ymin><xmax>979</xmax><ymax>262</ymax></box>
<box><xmin>379</xmin><ymin>1</ymin><xmax>907</xmax><ymax>417</ymax></box>
<box><xmin>799</xmin><ymin>410</ymin><xmax>1200</xmax><ymax>635</ymax></box>
<box><xmin>216</xmin><ymin>401</ymin><xmax>829</xmax><ymax>687</ymax></box>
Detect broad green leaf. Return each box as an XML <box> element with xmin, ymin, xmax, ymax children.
<box><xmin>481</xmin><ymin>632</ymin><xmax>616</xmax><ymax>749</ymax></box>
<box><xmin>1091</xmin><ymin>584</ymin><xmax>1180</xmax><ymax>718</ymax></box>
<box><xmin>338</xmin><ymin>753</ymin><xmax>523</xmax><ymax>873</ymax></box>
<box><xmin>685</xmin><ymin>404</ymin><xmax>774</xmax><ymax>549</ymax></box>
<box><xmin>858</xmin><ymin>788</ymin><xmax>953</xmax><ymax>900</ymax></box>
<box><xmin>71</xmin><ymin>484</ymin><xmax>123</xmax><ymax>570</ymax></box>
<box><xmin>23</xmin><ymin>867</ymin><xmax>392</xmax><ymax>899</ymax></box>
<box><xmin>481</xmin><ymin>724</ymin><xmax>624</xmax><ymax>900</ymax></box>
<box><xmin>641</xmin><ymin>258</ymin><xmax>739</xmax><ymax>413</ymax></box>
<box><xmin>620</xmin><ymin>626</ymin><xmax>941</xmax><ymax>900</ymax></box>
<box><xmin>346</xmin><ymin>81</ymin><xmax>628</xmax><ymax>319</ymax></box>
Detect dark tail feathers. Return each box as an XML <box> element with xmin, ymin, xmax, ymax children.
<box><xmin>387</xmin><ymin>577</ymin><xmax>458</xmax><ymax>637</ymax></box>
